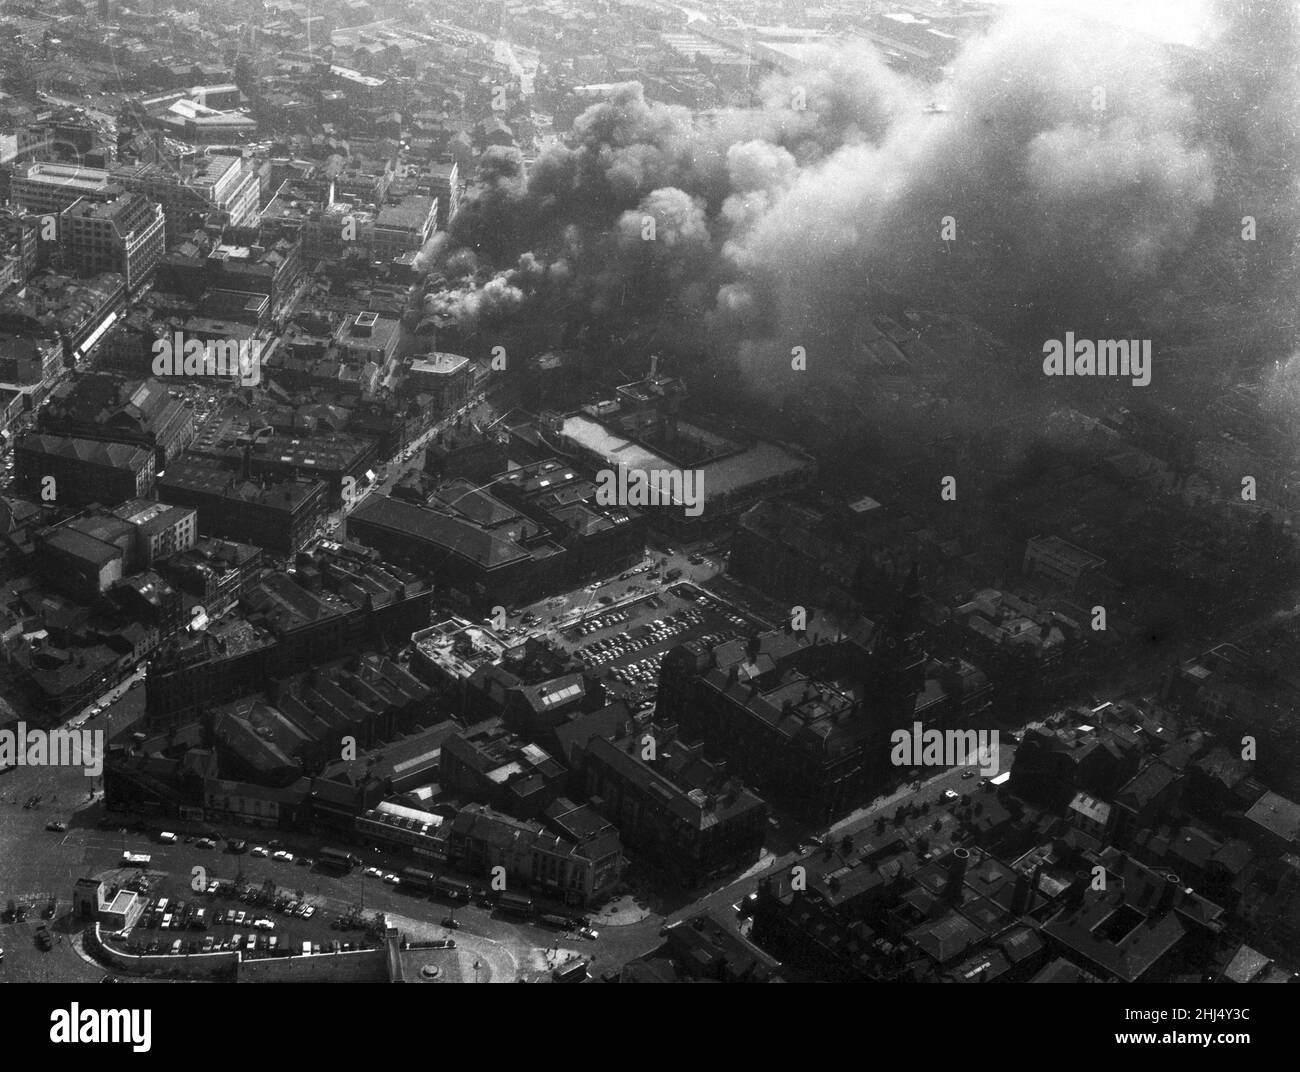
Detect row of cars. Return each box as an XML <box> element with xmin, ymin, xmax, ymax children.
<box><xmin>139</xmin><ymin>897</ymin><xmax>208</xmax><ymax>932</ymax></box>
<box><xmin>607</xmin><ymin>658</ymin><xmax>662</xmax><ymax>691</ymax></box>
<box><xmin>573</xmin><ymin>609</ymin><xmax>629</xmax><ymax>638</ymax></box>
<box><xmin>128</xmin><ymin>933</ymin><xmax>278</xmax><ymax>956</ymax></box>
<box><xmin>580</xmin><ymin>612</ymin><xmax>691</xmax><ymax>665</ymax></box>
<box><xmin>212</xmin><ymin>882</ymin><xmax>316</xmax><ymax>920</ymax></box>
<box><xmin>225</xmin><ymin>839</ymin><xmax>314</xmax><ymax>868</ymax></box>
<box><xmin>686</xmin><ymin>591</ymin><xmax>751</xmax><ymax>630</ymax></box>
<box><xmin>584</xmin><ymin>609</ymin><xmax>715</xmax><ymax>669</ymax></box>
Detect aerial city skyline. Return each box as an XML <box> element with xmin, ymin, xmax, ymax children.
<box><xmin>0</xmin><ymin>0</ymin><xmax>1294</xmax><ymax>1038</ymax></box>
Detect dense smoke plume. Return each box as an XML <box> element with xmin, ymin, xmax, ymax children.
<box><xmin>432</xmin><ymin>2</ymin><xmax>1299</xmax><ymax>403</ymax></box>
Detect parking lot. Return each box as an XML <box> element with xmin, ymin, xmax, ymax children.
<box><xmin>559</xmin><ymin>583</ymin><xmax>764</xmax><ymax>704</ymax></box>
<box><xmin>106</xmin><ymin>861</ymin><xmax>387</xmax><ymax>962</ymax></box>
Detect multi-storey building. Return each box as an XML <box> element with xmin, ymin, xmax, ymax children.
<box><xmin>446</xmin><ymin>801</ymin><xmax>622</xmax><ymax>906</ymax></box>
<box><xmin>404</xmin><ymin>352</ymin><xmax>471</xmax><ymax>415</ymax></box>
<box><xmin>110</xmin><ymin>498</ymin><xmax>198</xmax><ymax>567</ymax></box>
<box><xmin>61</xmin><ymin>194</ymin><xmax>166</xmax><ymax>291</ymax></box>
<box><xmin>369</xmin><ymin>195</ymin><xmax>438</xmax><ymax>260</ymax></box>
<box><xmin>9</xmin><ymin>162</ymin><xmax>116</xmax><ymax>215</ymax></box>
<box><xmin>656</xmin><ymin>575</ymin><xmax>930</xmax><ymax>824</ymax></box>
<box><xmin>569</xmin><ymin>718</ymin><xmax>768</xmax><ymax>888</ymax></box>
<box><xmin>156</xmin><ymin>455</ymin><xmax>326</xmax><ymax>554</ymax></box>
<box><xmin>0</xmin><ymin>208</ymin><xmax>40</xmax><ymax>283</ymax></box>
<box><xmin>1022</xmin><ymin>535</ymin><xmax>1106</xmax><ymax>596</ymax></box>
<box><xmin>37</xmin><ymin>374</ymin><xmax>196</xmax><ymax>469</ymax></box>
<box><xmin>428</xmin><ymin>160</ymin><xmax>459</xmax><ymax>228</ymax></box>
<box><xmin>15</xmin><ymin>431</ymin><xmax>155</xmax><ymax>508</ymax></box>
<box><xmin>110</xmin><ymin>156</ymin><xmax>259</xmax><ymax>237</ymax></box>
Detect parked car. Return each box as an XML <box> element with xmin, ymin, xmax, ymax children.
<box><xmin>250</xmin><ymin>845</ymin><xmax>269</xmax><ymax>857</ymax></box>
<box><xmin>272</xmin><ymin>850</ymin><xmax>293</xmax><ymax>862</ymax></box>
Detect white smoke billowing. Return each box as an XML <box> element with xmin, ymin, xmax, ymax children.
<box><xmin>428</xmin><ymin>2</ymin><xmax>1299</xmax><ymax>391</ymax></box>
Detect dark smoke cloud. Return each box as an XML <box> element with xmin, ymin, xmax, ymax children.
<box><xmin>431</xmin><ymin>3</ymin><xmax>1299</xmax><ymax>403</ymax></box>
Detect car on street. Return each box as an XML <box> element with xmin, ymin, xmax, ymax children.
<box><xmin>578</xmin><ymin>927</ymin><xmax>599</xmax><ymax>940</ymax></box>
<box><xmin>273</xmin><ymin>850</ymin><xmax>294</xmax><ymax>862</ymax></box>
<box><xmin>382</xmin><ymin>873</ymin><xmax>399</xmax><ymax>884</ymax></box>
<box><xmin>363</xmin><ymin>866</ymin><xmax>383</xmax><ymax>878</ymax></box>
<box><xmin>196</xmin><ymin>838</ymin><xmax>216</xmax><ymax>849</ymax></box>
<box><xmin>250</xmin><ymin>845</ymin><xmax>269</xmax><ymax>857</ymax></box>
<box><xmin>943</xmin><ymin>789</ymin><xmax>960</xmax><ymax>801</ymax></box>
<box><xmin>960</xmin><ymin>769</ymin><xmax>975</xmax><ymax>779</ymax></box>
<box><xmin>441</xmin><ymin>917</ymin><xmax>461</xmax><ymax>929</ymax></box>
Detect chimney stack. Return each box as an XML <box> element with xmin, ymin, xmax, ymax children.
<box><xmin>1158</xmin><ymin>873</ymin><xmax>1179</xmax><ymax>913</ymax></box>
<box><xmin>944</xmin><ymin>847</ymin><xmax>970</xmax><ymax>903</ymax></box>
<box><xmin>1009</xmin><ymin>867</ymin><xmax>1031</xmax><ymax>916</ymax></box>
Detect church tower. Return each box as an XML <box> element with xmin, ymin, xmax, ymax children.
<box><xmin>871</xmin><ymin>562</ymin><xmax>928</xmax><ymax>736</ymax></box>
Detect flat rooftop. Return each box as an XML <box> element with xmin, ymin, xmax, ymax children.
<box><xmin>560</xmin><ymin>414</ymin><xmax>813</xmax><ymax>503</ymax></box>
